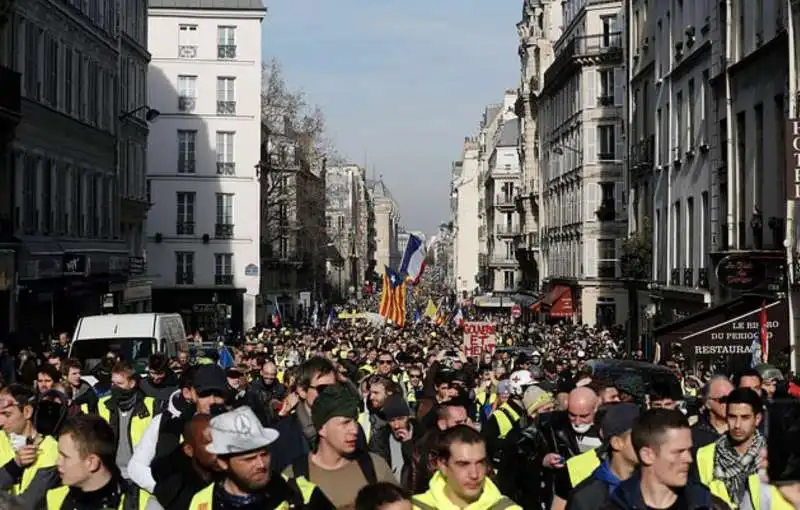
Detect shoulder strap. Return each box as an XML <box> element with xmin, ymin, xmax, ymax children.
<box><xmin>411</xmin><ymin>497</ymin><xmax>438</xmax><ymax>510</ymax></box>
<box><xmin>285</xmin><ymin>478</ymin><xmax>308</xmax><ymax>509</ymax></box>
<box><xmin>291</xmin><ymin>454</ymin><xmax>310</xmax><ymax>480</ymax></box>
<box><xmin>356</xmin><ymin>452</ymin><xmax>377</xmax><ymax>485</ymax></box>
<box><xmin>490</xmin><ymin>496</ymin><xmax>518</xmax><ymax>510</ymax></box>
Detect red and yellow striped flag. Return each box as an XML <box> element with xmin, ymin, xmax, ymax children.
<box><xmin>379</xmin><ymin>266</ymin><xmax>407</xmax><ymax>327</ymax></box>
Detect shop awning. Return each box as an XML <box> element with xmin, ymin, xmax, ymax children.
<box><xmin>544</xmin><ymin>285</ymin><xmax>573</xmax><ymax>318</ymax></box>
<box><xmin>654</xmin><ymin>295</ymin><xmax>790</xmax><ymax>358</ymax></box>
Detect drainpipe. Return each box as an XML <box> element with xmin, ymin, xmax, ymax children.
<box><xmin>725</xmin><ymin>0</ymin><xmax>735</xmax><ymax>249</ymax></box>
<box><xmin>787</xmin><ymin>0</ymin><xmax>797</xmax><ymax>373</ymax></box>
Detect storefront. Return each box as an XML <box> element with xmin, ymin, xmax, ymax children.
<box><xmin>654</xmin><ymin>295</ymin><xmax>791</xmax><ymax>371</ymax></box>
<box><xmin>152</xmin><ymin>288</ymin><xmax>244</xmax><ymax>335</ymax></box>
<box><xmin>539</xmin><ymin>284</ymin><xmax>576</xmax><ymax>322</ymax></box>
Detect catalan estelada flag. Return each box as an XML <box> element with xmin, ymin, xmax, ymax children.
<box><xmin>379</xmin><ymin>266</ymin><xmax>407</xmax><ymax>327</ymax></box>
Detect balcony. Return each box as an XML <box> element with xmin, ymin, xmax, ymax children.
<box><xmin>176</xmin><ymin>221</ymin><xmax>195</xmax><ymax>235</ymax></box>
<box><xmin>217</xmin><ymin>101</ymin><xmax>236</xmax><ymax>116</ymax></box>
<box><xmin>630</xmin><ymin>135</ymin><xmax>655</xmax><ymax>169</ymax></box>
<box><xmin>178</xmin><ymin>159</ymin><xmax>196</xmax><ymax>174</ymax></box>
<box><xmin>176</xmin><ymin>271</ymin><xmax>194</xmax><ymax>285</ymax></box>
<box><xmin>0</xmin><ymin>66</ymin><xmax>21</xmax><ymax>127</ymax></box>
<box><xmin>217</xmin><ymin>45</ymin><xmax>237</xmax><ymax>59</ymax></box>
<box><xmin>216</xmin><ymin>162</ymin><xmax>235</xmax><ymax>175</ymax></box>
<box><xmin>545</xmin><ymin>33</ymin><xmax>623</xmax><ymax>86</ymax></box>
<box><xmin>495</xmin><ymin>194</ymin><xmax>517</xmax><ymax>208</ymax></box>
<box><xmin>670</xmin><ymin>268</ymin><xmax>681</xmax><ymax>286</ymax></box>
<box><xmin>178</xmin><ymin>96</ymin><xmax>196</xmax><ymax>112</ymax></box>
<box><xmin>215</xmin><ymin>223</ymin><xmax>234</xmax><ymax>239</ymax></box>
<box><xmin>529</xmin><ymin>232</ymin><xmax>540</xmax><ymax>249</ymax></box>
<box><xmin>489</xmin><ymin>254</ymin><xmax>519</xmax><ymax>267</ymax></box>
<box><xmin>178</xmin><ymin>45</ymin><xmax>197</xmax><ymax>58</ymax></box>
<box><xmin>683</xmin><ymin>267</ymin><xmax>694</xmax><ymax>287</ymax></box>
<box><xmin>697</xmin><ymin>267</ymin><xmax>709</xmax><ymax>288</ymax></box>
<box><xmin>597</xmin><ymin>95</ymin><xmax>614</xmax><ymax>107</ymax></box>
<box><xmin>215</xmin><ymin>274</ymin><xmax>234</xmax><ymax>285</ymax></box>
<box><xmin>478</xmin><ymin>253</ymin><xmax>488</xmax><ymax>267</ymax></box>
<box><xmin>495</xmin><ymin>224</ymin><xmax>521</xmax><ymax>236</ymax></box>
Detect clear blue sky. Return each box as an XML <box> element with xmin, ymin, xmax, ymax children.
<box><xmin>261</xmin><ymin>1</ymin><xmax>521</xmax><ymax>235</ymax></box>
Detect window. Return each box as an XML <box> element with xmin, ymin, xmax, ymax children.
<box><xmin>55</xmin><ymin>162</ymin><xmax>67</xmax><ymax>233</ymax></box>
<box><xmin>505</xmin><ymin>241</ymin><xmax>513</xmax><ymax>259</ymax></box>
<box><xmin>676</xmin><ymin>91</ymin><xmax>683</xmax><ymax>156</ymax></box>
<box><xmin>598</xmin><ymin>125</ymin><xmax>615</xmax><ymax>160</ymax></box>
<box><xmin>71</xmin><ymin>167</ymin><xmax>82</xmax><ymax>236</ymax></box>
<box><xmin>177</xmin><ymin>130</ymin><xmax>196</xmax><ymax>173</ymax></box>
<box><xmin>24</xmin><ymin>24</ymin><xmax>40</xmax><ymax>99</ymax></box>
<box><xmin>687</xmin><ymin>80</ymin><xmax>695</xmax><ymax>151</ymax></box>
<box><xmin>601</xmin><ymin>15</ymin><xmax>616</xmax><ymax>46</ymax></box>
<box><xmin>217</xmin><ymin>26</ymin><xmax>236</xmax><ymax>59</ymax></box>
<box><xmin>175</xmin><ymin>252</ymin><xmax>194</xmax><ymax>284</ymax></box>
<box><xmin>701</xmin><ymin>191</ymin><xmax>709</xmax><ymax>261</ymax></box>
<box><xmin>215</xmin><ymin>193</ymin><xmax>234</xmax><ymax>238</ymax></box>
<box><xmin>177</xmin><ymin>75</ymin><xmax>197</xmax><ymax>112</ymax></box>
<box><xmin>755</xmin><ymin>103</ymin><xmax>764</xmax><ymax>214</ymax></box>
<box><xmin>598</xmin><ymin>69</ymin><xmax>613</xmax><ymax>105</ymax></box>
<box><xmin>88</xmin><ymin>174</ymin><xmax>99</xmax><ymax>237</ymax></box>
<box><xmin>176</xmin><ymin>192</ymin><xmax>195</xmax><ymax>235</ymax></box>
<box><xmin>216</xmin><ymin>132</ymin><xmax>235</xmax><ymax>175</ymax></box>
<box><xmin>337</xmin><ymin>216</ymin><xmax>345</xmax><ymax>231</ymax></box>
<box><xmin>22</xmin><ymin>155</ymin><xmax>37</xmax><ymax>234</ymax></box>
<box><xmin>598</xmin><ymin>182</ymin><xmax>616</xmax><ymax>221</ymax></box>
<box><xmin>178</xmin><ymin>24</ymin><xmax>198</xmax><ymax>58</ymax></box>
<box><xmin>43</xmin><ymin>34</ymin><xmax>57</xmax><ymax>107</ymax></box>
<box><xmin>216</xmin><ymin>77</ymin><xmax>236</xmax><ymax>115</ymax></box>
<box><xmin>503</xmin><ymin>270</ymin><xmax>515</xmax><ymax>290</ymax></box>
<box><xmin>63</xmin><ymin>47</ymin><xmax>73</xmax><ymax>115</ymax></box>
<box><xmin>41</xmin><ymin>159</ymin><xmax>52</xmax><ymax>233</ymax></box>
<box><xmin>687</xmin><ymin>197</ymin><xmax>695</xmax><ymax>266</ymax></box>
<box><xmin>701</xmin><ymin>70</ymin><xmax>709</xmax><ymax>144</ymax></box>
<box><xmin>736</xmin><ymin>111</ymin><xmax>746</xmax><ymax>247</ymax></box>
<box><xmin>87</xmin><ymin>61</ymin><xmax>98</xmax><ymax>125</ymax></box>
<box><xmin>214</xmin><ymin>253</ymin><xmax>233</xmax><ymax>285</ymax></box>
<box><xmin>597</xmin><ymin>239</ymin><xmax>617</xmax><ymax>278</ymax></box>
<box><xmin>673</xmin><ymin>201</ymin><xmax>682</xmax><ymax>268</ymax></box>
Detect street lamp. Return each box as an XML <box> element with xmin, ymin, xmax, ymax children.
<box><xmin>119</xmin><ymin>105</ymin><xmax>160</xmax><ymax>123</ymax></box>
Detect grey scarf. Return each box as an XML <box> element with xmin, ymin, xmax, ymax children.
<box><xmin>713</xmin><ymin>431</ymin><xmax>765</xmax><ymax>506</ymax></box>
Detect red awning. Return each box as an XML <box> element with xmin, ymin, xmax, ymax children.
<box><xmin>546</xmin><ymin>285</ymin><xmax>574</xmax><ymax>318</ymax></box>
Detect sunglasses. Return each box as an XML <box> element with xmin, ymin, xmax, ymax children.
<box><xmin>378</xmin><ymin>360</ymin><xmax>393</xmax><ymax>365</ymax></box>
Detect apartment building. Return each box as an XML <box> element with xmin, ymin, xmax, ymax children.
<box><xmin>146</xmin><ymin>0</ymin><xmax>265</xmax><ymax>332</ymax></box>
<box><xmin>515</xmin><ymin>0</ymin><xmax>563</xmax><ymax>292</ymax></box>
<box><xmin>539</xmin><ymin>0</ymin><xmax>626</xmax><ymax>326</ymax></box>
<box><xmin>1</xmin><ymin>0</ymin><xmax>147</xmax><ymax>336</ymax></box>
<box><xmin>451</xmin><ymin>141</ymin><xmax>481</xmax><ymax>295</ymax></box>
<box><xmin>368</xmin><ymin>179</ymin><xmax>401</xmax><ymax>272</ymax></box>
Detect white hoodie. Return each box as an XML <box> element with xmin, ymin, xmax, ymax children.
<box><xmin>128</xmin><ymin>389</ymin><xmax>182</xmax><ymax>493</ymax></box>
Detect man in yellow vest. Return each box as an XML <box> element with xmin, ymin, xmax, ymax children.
<box><xmin>695</xmin><ymin>388</ymin><xmax>793</xmax><ymax>509</ymax></box>
<box><xmin>0</xmin><ymin>384</ymin><xmax>60</xmax><ymax>508</ymax></box>
<box><xmin>412</xmin><ymin>425</ymin><xmax>522</xmax><ymax>509</ymax></box>
<box><xmin>190</xmin><ymin>406</ymin><xmax>333</xmax><ymax>509</ymax></box>
<box><xmin>46</xmin><ymin>414</ymin><xmax>149</xmax><ymax>509</ymax></box>
<box><xmin>97</xmin><ymin>361</ymin><xmax>156</xmax><ymax>480</ymax></box>
<box><xmin>566</xmin><ymin>403</ymin><xmax>640</xmax><ymax>510</ymax></box>
<box><xmin>483</xmin><ymin>370</ymin><xmax>532</xmax><ymax>465</ymax></box>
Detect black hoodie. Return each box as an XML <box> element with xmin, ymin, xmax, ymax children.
<box><xmin>600</xmin><ymin>472</ymin><xmax>729</xmax><ymax>510</ymax></box>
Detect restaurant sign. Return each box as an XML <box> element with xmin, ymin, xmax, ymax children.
<box><xmin>715</xmin><ymin>255</ymin><xmax>764</xmax><ymax>291</ymax></box>
<box><xmin>787</xmin><ymin>119</ymin><xmax>800</xmax><ymax>200</ymax></box>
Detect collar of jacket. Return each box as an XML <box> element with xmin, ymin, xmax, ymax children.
<box><xmin>104</xmin><ymin>391</ymin><xmax>151</xmax><ymax>419</ymax></box>
<box><xmin>608</xmin><ymin>471</ymin><xmax>714</xmax><ymax>510</ymax></box>
<box><xmin>422</xmin><ymin>471</ymin><xmax>507</xmax><ymax>509</ymax></box>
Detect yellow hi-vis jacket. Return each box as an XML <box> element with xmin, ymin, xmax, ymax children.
<box><xmin>566</xmin><ymin>448</ymin><xmax>601</xmax><ymax>488</ymax></box>
<box><xmin>412</xmin><ymin>471</ymin><xmax>522</xmax><ymax>510</ymax></box>
<box><xmin>490</xmin><ymin>403</ymin><xmax>521</xmax><ymax>440</ymax></box>
<box><xmin>96</xmin><ymin>395</ymin><xmax>155</xmax><ymax>449</ymax></box>
<box><xmin>696</xmin><ymin>442</ymin><xmax>794</xmax><ymax>509</ymax></box>
<box><xmin>188</xmin><ymin>476</ymin><xmax>323</xmax><ymax>510</ymax></box>
<box><xmin>46</xmin><ymin>485</ymin><xmax>150</xmax><ymax>510</ymax></box>
<box><xmin>11</xmin><ymin>434</ymin><xmax>58</xmax><ymax>497</ymax></box>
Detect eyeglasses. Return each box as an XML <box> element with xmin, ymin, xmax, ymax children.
<box><xmin>409</xmin><ymin>374</ymin><xmax>422</xmax><ymax>379</ymax></box>
<box><xmin>378</xmin><ymin>359</ymin><xmax>393</xmax><ymax>365</ymax></box>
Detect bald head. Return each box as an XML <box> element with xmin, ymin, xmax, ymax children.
<box><xmin>568</xmin><ymin>387</ymin><xmax>598</xmax><ymax>427</ymax></box>
<box><xmin>184</xmin><ymin>413</ymin><xmax>212</xmax><ymax>446</ymax></box>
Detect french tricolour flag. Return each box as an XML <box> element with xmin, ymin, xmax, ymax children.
<box><xmin>399</xmin><ymin>234</ymin><xmax>426</xmax><ymax>283</ymax></box>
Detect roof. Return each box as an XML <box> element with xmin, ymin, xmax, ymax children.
<box><xmin>497</xmin><ymin>118</ymin><xmax>520</xmax><ymax>147</ymax></box>
<box><xmin>149</xmin><ymin>0</ymin><xmax>265</xmax><ymax>10</ymax></box>
<box><xmin>367</xmin><ymin>179</ymin><xmax>395</xmax><ymax>203</ymax></box>
<box><xmin>484</xmin><ymin>105</ymin><xmax>502</xmax><ymax>126</ymax></box>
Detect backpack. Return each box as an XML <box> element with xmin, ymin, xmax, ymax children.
<box><xmin>291</xmin><ymin>451</ymin><xmax>378</xmax><ymax>486</ymax></box>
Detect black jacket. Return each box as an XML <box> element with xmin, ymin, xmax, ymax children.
<box><xmin>139</xmin><ymin>373</ymin><xmax>178</xmax><ymax>414</ymax></box>
<box><xmin>481</xmin><ymin>399</ymin><xmax>526</xmax><ymax>464</ymax></box>
<box><xmin>152</xmin><ymin>445</ymin><xmax>214</xmax><ymax>510</ymax></box>
<box><xmin>600</xmin><ymin>473</ymin><xmax>729</xmax><ymax>510</ymax></box>
<box><xmin>690</xmin><ymin>411</ymin><xmax>723</xmax><ymax>454</ymax></box>
<box><xmin>495</xmin><ymin>416</ymin><xmax>550</xmax><ymax>510</ymax></box>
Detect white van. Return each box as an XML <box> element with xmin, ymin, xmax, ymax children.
<box><xmin>70</xmin><ymin>313</ymin><xmax>187</xmax><ymax>371</ymax></box>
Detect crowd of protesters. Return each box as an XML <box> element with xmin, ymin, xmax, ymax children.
<box><xmin>0</xmin><ymin>313</ymin><xmax>797</xmax><ymax>509</ymax></box>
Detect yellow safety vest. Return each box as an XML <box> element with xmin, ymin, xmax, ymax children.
<box><xmin>490</xmin><ymin>403</ymin><xmax>521</xmax><ymax>439</ymax></box>
<box><xmin>412</xmin><ymin>472</ymin><xmax>522</xmax><ymax>510</ymax></box>
<box><xmin>188</xmin><ymin>477</ymin><xmax>320</xmax><ymax>510</ymax></box>
<box><xmin>97</xmin><ymin>396</ymin><xmax>155</xmax><ymax>449</ymax></box>
<box><xmin>358</xmin><ymin>411</ymin><xmax>372</xmax><ymax>442</ymax></box>
<box><xmin>46</xmin><ymin>484</ymin><xmax>149</xmax><ymax>510</ymax></box>
<box><xmin>696</xmin><ymin>443</ymin><xmax>794</xmax><ymax>509</ymax></box>
<box><xmin>11</xmin><ymin>434</ymin><xmax>58</xmax><ymax>496</ymax></box>
<box><xmin>566</xmin><ymin>448</ymin><xmax>601</xmax><ymax>488</ymax></box>
<box><xmin>0</xmin><ymin>432</ymin><xmax>13</xmax><ymax>468</ymax></box>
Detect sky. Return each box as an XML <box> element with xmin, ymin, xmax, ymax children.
<box><xmin>262</xmin><ymin>1</ymin><xmax>522</xmax><ymax>235</ymax></box>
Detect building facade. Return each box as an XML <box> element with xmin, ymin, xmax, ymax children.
<box><xmin>368</xmin><ymin>179</ymin><xmax>401</xmax><ymax>272</ymax></box>
<box><xmin>476</xmin><ymin>91</ymin><xmax>522</xmax><ymax>294</ymax></box>
<box><xmin>146</xmin><ymin>0</ymin><xmax>265</xmax><ymax>333</ymax></box>
<box><xmin>259</xmin><ymin>122</ymin><xmax>326</xmax><ymax>324</ymax></box>
<box><xmin>539</xmin><ymin>0</ymin><xmax>626</xmax><ymax>326</ymax></box>
<box><xmin>515</xmin><ymin>0</ymin><xmax>562</xmax><ymax>292</ymax></box>
<box><xmin>325</xmin><ymin>165</ymin><xmax>374</xmax><ymax>299</ymax></box>
<box><xmin>451</xmin><ymin>141</ymin><xmax>481</xmax><ymax>295</ymax></box>
<box><xmin>2</xmin><ymin>0</ymin><xmax>148</xmax><ymax>339</ymax></box>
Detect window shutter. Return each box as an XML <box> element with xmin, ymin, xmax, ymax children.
<box><xmin>584</xmin><ymin>237</ymin><xmax>598</xmax><ymax>278</ymax></box>
<box><xmin>614</xmin><ymin>67</ymin><xmax>624</xmax><ymax>106</ymax></box>
<box><xmin>614</xmin><ymin>181</ymin><xmax>624</xmax><ymax>219</ymax></box>
<box><xmin>614</xmin><ymin>239</ymin><xmax>622</xmax><ymax>277</ymax></box>
<box><xmin>615</xmin><ymin>123</ymin><xmax>625</xmax><ymax>161</ymax></box>
<box><xmin>585</xmin><ymin>69</ymin><xmax>596</xmax><ymax>108</ymax></box>
<box><xmin>585</xmin><ymin>182</ymin><xmax>599</xmax><ymax>222</ymax></box>
<box><xmin>586</xmin><ymin>126</ymin><xmax>597</xmax><ymax>164</ymax></box>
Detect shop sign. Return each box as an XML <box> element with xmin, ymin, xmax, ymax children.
<box><xmin>716</xmin><ymin>255</ymin><xmax>764</xmax><ymax>291</ymax></box>
<box><xmin>123</xmin><ymin>283</ymin><xmax>151</xmax><ymax>303</ymax></box>
<box><xmin>787</xmin><ymin>119</ymin><xmax>800</xmax><ymax>200</ymax></box>
<box><xmin>129</xmin><ymin>256</ymin><xmax>146</xmax><ymax>276</ymax></box>
<box><xmin>690</xmin><ymin>301</ymin><xmax>789</xmax><ymax>357</ymax></box>
<box><xmin>63</xmin><ymin>254</ymin><xmax>90</xmax><ymax>276</ymax></box>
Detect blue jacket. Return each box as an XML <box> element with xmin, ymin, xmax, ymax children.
<box><xmin>603</xmin><ymin>472</ymin><xmax>728</xmax><ymax>510</ymax></box>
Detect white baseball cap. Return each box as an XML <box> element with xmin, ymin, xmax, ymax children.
<box><xmin>206</xmin><ymin>406</ymin><xmax>280</xmax><ymax>455</ymax></box>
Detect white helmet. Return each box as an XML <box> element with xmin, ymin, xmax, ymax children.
<box><xmin>509</xmin><ymin>370</ymin><xmax>534</xmax><ymax>396</ymax></box>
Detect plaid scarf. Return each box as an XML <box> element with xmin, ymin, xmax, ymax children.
<box><xmin>713</xmin><ymin>431</ymin><xmax>765</xmax><ymax>506</ymax></box>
